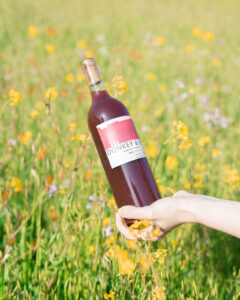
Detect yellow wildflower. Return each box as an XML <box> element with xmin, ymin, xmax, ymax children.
<box><xmin>116</xmin><ymin>249</ymin><xmax>135</xmax><ymax>275</ymax></box>
<box><xmin>167</xmin><ymin>187</ymin><xmax>175</xmax><ymax>194</ymax></box>
<box><xmin>224</xmin><ymin>167</ymin><xmax>240</xmax><ymax>185</ymax></box>
<box><xmin>173</xmin><ymin>120</ymin><xmax>189</xmax><ymax>140</ymax></box>
<box><xmin>107</xmin><ymin>198</ymin><xmax>116</xmax><ymax>207</ymax></box>
<box><xmin>9</xmin><ymin>89</ymin><xmax>22</xmax><ymax>107</ymax></box>
<box><xmin>212</xmin><ymin>59</ymin><xmax>221</xmax><ymax>67</ymax></box>
<box><xmin>194</xmin><ymin>181</ymin><xmax>204</xmax><ymax>188</ymax></box>
<box><xmin>69</xmin><ymin>122</ymin><xmax>77</xmax><ymax>132</ymax></box>
<box><xmin>198</xmin><ymin>136</ymin><xmax>210</xmax><ymax>147</ymax></box>
<box><xmin>104</xmin><ymin>246</ymin><xmax>118</xmax><ymax>259</ymax></box>
<box><xmin>45</xmin><ymin>87</ymin><xmax>58</xmax><ymax>101</ymax></box>
<box><xmin>165</xmin><ymin>156</ymin><xmax>178</xmax><ymax>169</ymax></box>
<box><xmin>106</xmin><ymin>235</ymin><xmax>115</xmax><ymax>244</ymax></box>
<box><xmin>129</xmin><ymin>219</ymin><xmax>151</xmax><ymax>231</ymax></box>
<box><xmin>112</xmin><ymin>76</ymin><xmax>127</xmax><ymax>96</ymax></box>
<box><xmin>18</xmin><ymin>131</ymin><xmax>32</xmax><ymax>144</ymax></box>
<box><xmin>172</xmin><ymin>240</ymin><xmax>178</xmax><ymax>247</ymax></box>
<box><xmin>194</xmin><ymin>173</ymin><xmax>202</xmax><ymax>180</ymax></box>
<box><xmin>182</xmin><ymin>181</ymin><xmax>191</xmax><ymax>189</ymax></box>
<box><xmin>89</xmin><ymin>246</ymin><xmax>95</xmax><ymax>255</ymax></box>
<box><xmin>104</xmin><ymin>290</ymin><xmax>115</xmax><ymax>299</ymax></box>
<box><xmin>185</xmin><ymin>44</ymin><xmax>194</xmax><ymax>53</ymax></box>
<box><xmin>36</xmin><ymin>101</ymin><xmax>45</xmax><ymax>110</ymax></box>
<box><xmin>44</xmin><ymin>44</ymin><xmax>55</xmax><ymax>54</ymax></box>
<box><xmin>150</xmin><ymin>248</ymin><xmax>167</xmax><ymax>264</ymax></box>
<box><xmin>146</xmin><ymin>73</ymin><xmax>156</xmax><ymax>81</ymax></box>
<box><xmin>77</xmin><ymin>40</ymin><xmax>87</xmax><ymax>49</ymax></box>
<box><xmin>30</xmin><ymin>110</ymin><xmax>39</xmax><ymax>119</ymax></box>
<box><xmin>85</xmin><ymin>49</ymin><xmax>93</xmax><ymax>57</ymax></box>
<box><xmin>212</xmin><ymin>148</ymin><xmax>221</xmax><ymax>157</ymax></box>
<box><xmin>192</xmin><ymin>26</ymin><xmax>202</xmax><ymax>37</ymax></box>
<box><xmin>65</xmin><ymin>73</ymin><xmax>74</xmax><ymax>83</ymax></box>
<box><xmin>203</xmin><ymin>31</ymin><xmax>214</xmax><ymax>42</ymax></box>
<box><xmin>127</xmin><ymin>240</ymin><xmax>137</xmax><ymax>250</ymax></box>
<box><xmin>10</xmin><ymin>177</ymin><xmax>22</xmax><ymax>193</ymax></box>
<box><xmin>178</xmin><ymin>139</ymin><xmax>192</xmax><ymax>149</ymax></box>
<box><xmin>156</xmin><ymin>36</ymin><xmax>165</xmax><ymax>46</ymax></box>
<box><xmin>159</xmin><ymin>84</ymin><xmax>166</xmax><ymax>93</ymax></box>
<box><xmin>152</xmin><ymin>286</ymin><xmax>166</xmax><ymax>300</ymax></box>
<box><xmin>151</xmin><ymin>226</ymin><xmax>161</xmax><ymax>238</ymax></box>
<box><xmin>137</xmin><ymin>257</ymin><xmax>150</xmax><ymax>271</ymax></box>
<box><xmin>28</xmin><ymin>26</ymin><xmax>38</xmax><ymax>37</ymax></box>
<box><xmin>102</xmin><ymin>217</ymin><xmax>110</xmax><ymax>227</ymax></box>
<box><xmin>70</xmin><ymin>133</ymin><xmax>87</xmax><ymax>142</ymax></box>
<box><xmin>158</xmin><ymin>185</ymin><xmax>166</xmax><ymax>193</ymax></box>
<box><xmin>146</xmin><ymin>141</ymin><xmax>158</xmax><ymax>158</ymax></box>
<box><xmin>77</xmin><ymin>74</ymin><xmax>85</xmax><ymax>81</ymax></box>
<box><xmin>195</xmin><ymin>163</ymin><xmax>205</xmax><ymax>171</ymax></box>
<box><xmin>212</xmin><ymin>85</ymin><xmax>220</xmax><ymax>92</ymax></box>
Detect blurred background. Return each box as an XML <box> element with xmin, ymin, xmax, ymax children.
<box><xmin>0</xmin><ymin>0</ymin><xmax>240</xmax><ymax>299</ymax></box>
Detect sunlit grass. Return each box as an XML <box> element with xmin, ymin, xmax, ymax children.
<box><xmin>0</xmin><ymin>0</ymin><xmax>240</xmax><ymax>299</ymax></box>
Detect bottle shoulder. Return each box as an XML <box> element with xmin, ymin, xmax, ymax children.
<box><xmin>88</xmin><ymin>96</ymin><xmax>129</xmax><ymax>126</ymax></box>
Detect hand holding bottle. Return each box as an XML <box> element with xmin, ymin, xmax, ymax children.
<box><xmin>116</xmin><ymin>191</ymin><xmax>240</xmax><ymax>240</ymax></box>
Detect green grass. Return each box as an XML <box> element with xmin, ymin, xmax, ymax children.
<box><xmin>0</xmin><ymin>0</ymin><xmax>240</xmax><ymax>298</ymax></box>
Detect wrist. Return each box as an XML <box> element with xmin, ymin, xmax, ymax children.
<box><xmin>175</xmin><ymin>196</ymin><xmax>199</xmax><ymax>224</ymax></box>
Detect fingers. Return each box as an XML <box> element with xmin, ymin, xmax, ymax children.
<box><xmin>116</xmin><ymin>212</ymin><xmax>162</xmax><ymax>241</ymax></box>
<box><xmin>118</xmin><ymin>205</ymin><xmax>153</xmax><ymax>220</ymax></box>
<box><xmin>115</xmin><ymin>212</ymin><xmax>136</xmax><ymax>240</ymax></box>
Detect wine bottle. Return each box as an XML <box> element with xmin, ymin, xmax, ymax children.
<box><xmin>81</xmin><ymin>58</ymin><xmax>161</xmax><ymax>209</ymax></box>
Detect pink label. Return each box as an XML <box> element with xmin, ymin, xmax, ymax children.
<box><xmin>97</xmin><ymin>116</ymin><xmax>146</xmax><ymax>168</ymax></box>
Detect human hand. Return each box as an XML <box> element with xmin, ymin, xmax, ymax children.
<box><xmin>116</xmin><ymin>191</ymin><xmax>195</xmax><ymax>241</ymax></box>
<box><xmin>116</xmin><ymin>190</ymin><xmax>240</xmax><ymax>240</ymax></box>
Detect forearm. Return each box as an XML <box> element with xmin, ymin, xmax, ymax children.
<box><xmin>178</xmin><ymin>196</ymin><xmax>240</xmax><ymax>238</ymax></box>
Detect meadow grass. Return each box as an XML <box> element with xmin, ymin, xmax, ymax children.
<box><xmin>0</xmin><ymin>0</ymin><xmax>240</xmax><ymax>298</ymax></box>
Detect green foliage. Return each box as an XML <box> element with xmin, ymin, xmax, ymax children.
<box><xmin>0</xmin><ymin>0</ymin><xmax>240</xmax><ymax>298</ymax></box>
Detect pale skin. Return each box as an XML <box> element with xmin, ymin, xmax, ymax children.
<box><xmin>116</xmin><ymin>191</ymin><xmax>240</xmax><ymax>240</ymax></box>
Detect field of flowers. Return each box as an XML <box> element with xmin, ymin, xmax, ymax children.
<box><xmin>0</xmin><ymin>0</ymin><xmax>240</xmax><ymax>298</ymax></box>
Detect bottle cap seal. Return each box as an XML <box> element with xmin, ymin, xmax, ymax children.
<box><xmin>81</xmin><ymin>58</ymin><xmax>101</xmax><ymax>86</ymax></box>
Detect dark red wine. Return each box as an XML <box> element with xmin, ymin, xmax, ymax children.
<box><xmin>81</xmin><ymin>58</ymin><xmax>161</xmax><ymax>209</ymax></box>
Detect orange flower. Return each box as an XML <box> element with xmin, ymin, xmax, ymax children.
<box><xmin>85</xmin><ymin>171</ymin><xmax>93</xmax><ymax>180</ymax></box>
<box><xmin>38</xmin><ymin>146</ymin><xmax>46</xmax><ymax>160</ymax></box>
<box><xmin>46</xmin><ymin>175</ymin><xmax>54</xmax><ymax>185</ymax></box>
<box><xmin>47</xmin><ymin>28</ymin><xmax>57</xmax><ymax>36</ymax></box>
<box><xmin>18</xmin><ymin>131</ymin><xmax>32</xmax><ymax>144</ymax></box>
<box><xmin>49</xmin><ymin>210</ymin><xmax>57</xmax><ymax>220</ymax></box>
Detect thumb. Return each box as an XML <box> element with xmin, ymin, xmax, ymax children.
<box><xmin>118</xmin><ymin>205</ymin><xmax>153</xmax><ymax>220</ymax></box>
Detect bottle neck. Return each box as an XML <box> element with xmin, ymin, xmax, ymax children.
<box><xmin>90</xmin><ymin>81</ymin><xmax>109</xmax><ymax>102</ymax></box>
<box><xmin>81</xmin><ymin>58</ymin><xmax>109</xmax><ymax>102</ymax></box>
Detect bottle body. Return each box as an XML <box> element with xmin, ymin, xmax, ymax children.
<box><xmin>88</xmin><ymin>90</ymin><xmax>161</xmax><ymax>208</ymax></box>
